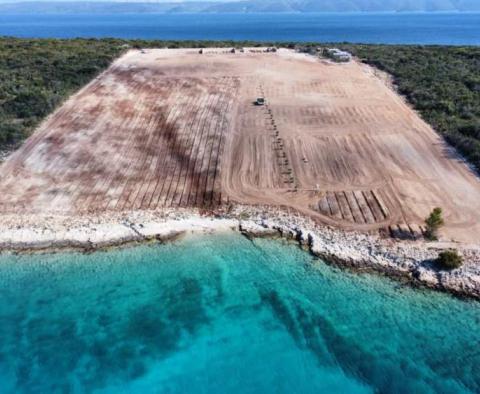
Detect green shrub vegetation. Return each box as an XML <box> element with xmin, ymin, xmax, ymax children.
<box><xmin>424</xmin><ymin>207</ymin><xmax>445</xmax><ymax>240</ymax></box>
<box><xmin>436</xmin><ymin>249</ymin><xmax>463</xmax><ymax>270</ymax></box>
<box><xmin>1</xmin><ymin>38</ymin><xmax>480</xmax><ymax>176</ymax></box>
<box><xmin>0</xmin><ymin>38</ymin><xmax>123</xmax><ymax>148</ymax></box>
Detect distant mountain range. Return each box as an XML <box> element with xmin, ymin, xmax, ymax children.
<box><xmin>1</xmin><ymin>0</ymin><xmax>480</xmax><ymax>13</ymax></box>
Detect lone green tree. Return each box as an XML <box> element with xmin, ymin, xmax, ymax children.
<box><xmin>425</xmin><ymin>207</ymin><xmax>444</xmax><ymax>240</ymax></box>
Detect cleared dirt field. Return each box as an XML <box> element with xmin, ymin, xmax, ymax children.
<box><xmin>1</xmin><ymin>48</ymin><xmax>480</xmax><ymax>242</ymax></box>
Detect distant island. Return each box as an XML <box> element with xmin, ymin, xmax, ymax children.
<box><xmin>1</xmin><ymin>0</ymin><xmax>480</xmax><ymax>13</ymax></box>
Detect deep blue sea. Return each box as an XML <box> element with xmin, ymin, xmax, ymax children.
<box><xmin>0</xmin><ymin>12</ymin><xmax>480</xmax><ymax>44</ymax></box>
<box><xmin>0</xmin><ymin>233</ymin><xmax>479</xmax><ymax>393</ymax></box>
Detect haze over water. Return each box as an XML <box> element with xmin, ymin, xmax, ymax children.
<box><xmin>1</xmin><ymin>13</ymin><xmax>480</xmax><ymax>44</ymax></box>
<box><xmin>0</xmin><ymin>233</ymin><xmax>479</xmax><ymax>393</ymax></box>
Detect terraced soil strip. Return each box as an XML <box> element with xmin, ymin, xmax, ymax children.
<box><xmin>96</xmin><ymin>100</ymin><xmax>154</xmax><ymax>210</ymax></box>
<box><xmin>177</xmin><ymin>91</ymin><xmax>219</xmax><ymax>207</ymax></box>
<box><xmin>187</xmin><ymin>81</ymin><xmax>226</xmax><ymax>206</ymax></box>
<box><xmin>318</xmin><ymin>195</ymin><xmax>331</xmax><ymax>216</ymax></box>
<box><xmin>371</xmin><ymin>189</ymin><xmax>390</xmax><ymax>218</ymax></box>
<box><xmin>101</xmin><ymin>83</ymin><xmax>175</xmax><ymax>211</ymax></box>
<box><xmin>116</xmin><ymin>83</ymin><xmax>188</xmax><ymax>211</ymax></box>
<box><xmin>112</xmin><ymin>100</ymin><xmax>162</xmax><ymax>211</ymax></box>
<box><xmin>155</xmin><ymin>87</ymin><xmax>204</xmax><ymax>209</ymax></box>
<box><xmin>98</xmin><ymin>77</ymin><xmax>168</xmax><ymax>209</ymax></box>
<box><xmin>211</xmin><ymin>81</ymin><xmax>240</xmax><ymax>205</ymax></box>
<box><xmin>136</xmin><ymin>82</ymin><xmax>190</xmax><ymax>210</ymax></box>
<box><xmin>200</xmin><ymin>97</ymin><xmax>229</xmax><ymax>206</ymax></box>
<box><xmin>408</xmin><ymin>224</ymin><xmax>423</xmax><ymax>239</ymax></box>
<box><xmin>154</xmin><ymin>79</ymin><xmax>209</xmax><ymax>208</ymax></box>
<box><xmin>193</xmin><ymin>78</ymin><xmax>233</xmax><ymax>207</ymax></box>
<box><xmin>203</xmin><ymin>78</ymin><xmax>238</xmax><ymax>207</ymax></box>
<box><xmin>123</xmin><ymin>106</ymin><xmax>176</xmax><ymax>209</ymax></box>
<box><xmin>94</xmin><ymin>95</ymin><xmax>163</xmax><ymax>211</ymax></box>
<box><xmin>146</xmin><ymin>80</ymin><xmax>195</xmax><ymax>207</ymax></box>
<box><xmin>190</xmin><ymin>90</ymin><xmax>222</xmax><ymax>206</ymax></box>
<box><xmin>326</xmin><ymin>191</ymin><xmax>342</xmax><ymax>220</ymax></box>
<box><xmin>128</xmin><ymin>100</ymin><xmax>187</xmax><ymax>210</ymax></box>
<box><xmin>344</xmin><ymin>191</ymin><xmax>365</xmax><ymax>224</ymax></box>
<box><xmin>184</xmin><ymin>89</ymin><xmax>224</xmax><ymax>207</ymax></box>
<box><xmin>389</xmin><ymin>225</ymin><xmax>401</xmax><ymax>238</ymax></box>
<box><xmin>174</xmin><ymin>91</ymin><xmax>213</xmax><ymax>208</ymax></box>
<box><xmin>76</xmin><ymin>92</ymin><xmax>153</xmax><ymax>211</ymax></box>
<box><xmin>363</xmin><ymin>190</ymin><xmax>386</xmax><ymax>222</ymax></box>
<box><xmin>161</xmin><ymin>81</ymin><xmax>208</xmax><ymax>208</ymax></box>
<box><xmin>131</xmin><ymin>108</ymin><xmax>179</xmax><ymax>210</ymax></box>
<box><xmin>169</xmin><ymin>83</ymin><xmax>217</xmax><ymax>207</ymax></box>
<box><xmin>183</xmin><ymin>91</ymin><xmax>222</xmax><ymax>207</ymax></box>
<box><xmin>399</xmin><ymin>223</ymin><xmax>413</xmax><ymax>238</ymax></box>
<box><xmin>126</xmin><ymin>79</ymin><xmax>184</xmax><ymax>210</ymax></box>
<box><xmin>390</xmin><ymin>223</ymin><xmax>416</xmax><ymax>239</ymax></box>
<box><xmin>353</xmin><ymin>191</ymin><xmax>376</xmax><ymax>224</ymax></box>
<box><xmin>149</xmin><ymin>85</ymin><xmax>208</xmax><ymax>209</ymax></box>
<box><xmin>336</xmin><ymin>191</ymin><xmax>355</xmax><ymax>222</ymax></box>
<box><xmin>146</xmin><ymin>84</ymin><xmax>198</xmax><ymax>208</ymax></box>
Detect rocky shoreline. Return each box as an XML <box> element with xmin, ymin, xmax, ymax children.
<box><xmin>0</xmin><ymin>206</ymin><xmax>479</xmax><ymax>300</ymax></box>
<box><xmin>239</xmin><ymin>219</ymin><xmax>480</xmax><ymax>300</ymax></box>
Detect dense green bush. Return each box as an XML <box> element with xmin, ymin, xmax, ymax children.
<box><xmin>436</xmin><ymin>250</ymin><xmax>463</xmax><ymax>270</ymax></box>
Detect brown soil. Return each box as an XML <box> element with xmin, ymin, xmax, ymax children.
<box><xmin>1</xmin><ymin>48</ymin><xmax>479</xmax><ymax>243</ymax></box>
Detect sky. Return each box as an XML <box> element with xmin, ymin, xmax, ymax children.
<box><xmin>0</xmin><ymin>0</ymin><xmax>229</xmax><ymax>2</ymax></box>
<box><xmin>0</xmin><ymin>0</ymin><xmax>228</xmax><ymax>2</ymax></box>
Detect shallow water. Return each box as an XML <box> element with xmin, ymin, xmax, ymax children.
<box><xmin>0</xmin><ymin>233</ymin><xmax>479</xmax><ymax>393</ymax></box>
<box><xmin>1</xmin><ymin>13</ymin><xmax>480</xmax><ymax>45</ymax></box>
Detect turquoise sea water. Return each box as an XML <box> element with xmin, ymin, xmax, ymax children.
<box><xmin>0</xmin><ymin>233</ymin><xmax>479</xmax><ymax>393</ymax></box>
<box><xmin>1</xmin><ymin>13</ymin><xmax>480</xmax><ymax>45</ymax></box>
